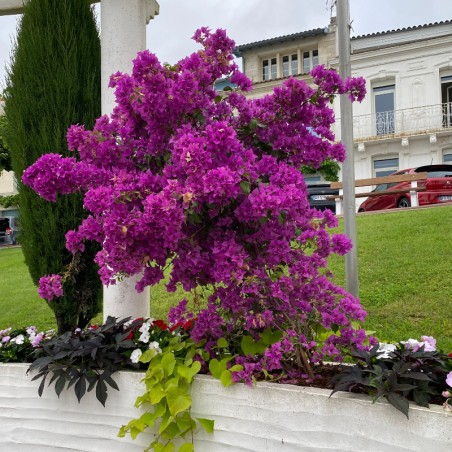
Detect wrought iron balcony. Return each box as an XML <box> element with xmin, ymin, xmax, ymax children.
<box><xmin>334</xmin><ymin>102</ymin><xmax>452</xmax><ymax>141</ymax></box>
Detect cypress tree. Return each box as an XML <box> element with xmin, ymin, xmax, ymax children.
<box><xmin>4</xmin><ymin>0</ymin><xmax>102</xmax><ymax>333</ymax></box>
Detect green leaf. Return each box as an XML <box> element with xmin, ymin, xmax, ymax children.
<box><xmin>159</xmin><ymin>414</ymin><xmax>175</xmax><ymax>435</ymax></box>
<box><xmin>161</xmin><ymin>352</ymin><xmax>176</xmax><ymax>377</ymax></box>
<box><xmin>150</xmin><ymin>385</ymin><xmax>166</xmax><ymax>404</ymax></box>
<box><xmin>260</xmin><ymin>328</ymin><xmax>283</xmax><ymax>346</ymax></box>
<box><xmin>220</xmin><ymin>370</ymin><xmax>233</xmax><ymax>387</ymax></box>
<box><xmin>209</xmin><ymin>359</ymin><xmax>222</xmax><ymax>379</ymax></box>
<box><xmin>241</xmin><ymin>335</ymin><xmax>267</xmax><ymax>356</ymax></box>
<box><xmin>197</xmin><ymin>418</ymin><xmax>215</xmax><ymax>434</ymax></box>
<box><xmin>217</xmin><ymin>337</ymin><xmax>228</xmax><ymax>348</ymax></box>
<box><xmin>240</xmin><ymin>180</ymin><xmax>251</xmax><ymax>195</ymax></box>
<box><xmin>166</xmin><ymin>390</ymin><xmax>192</xmax><ymax>417</ymax></box>
<box><xmin>178</xmin><ymin>444</ymin><xmax>194</xmax><ymax>452</ymax></box>
<box><xmin>154</xmin><ymin>442</ymin><xmax>175</xmax><ymax>452</ymax></box>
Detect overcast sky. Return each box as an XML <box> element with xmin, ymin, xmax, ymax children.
<box><xmin>0</xmin><ymin>0</ymin><xmax>451</xmax><ymax>89</ymax></box>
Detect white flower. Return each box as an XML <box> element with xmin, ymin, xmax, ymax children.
<box><xmin>11</xmin><ymin>334</ymin><xmax>25</xmax><ymax>345</ymax></box>
<box><xmin>148</xmin><ymin>341</ymin><xmax>162</xmax><ymax>354</ymax></box>
<box><xmin>139</xmin><ymin>330</ymin><xmax>150</xmax><ymax>343</ymax></box>
<box><xmin>130</xmin><ymin>349</ymin><xmax>142</xmax><ymax>363</ymax></box>
<box><xmin>376</xmin><ymin>342</ymin><xmax>396</xmax><ymax>359</ymax></box>
<box><xmin>26</xmin><ymin>326</ymin><xmax>37</xmax><ymax>336</ymax></box>
<box><xmin>138</xmin><ymin>322</ymin><xmax>150</xmax><ymax>334</ymax></box>
<box><xmin>123</xmin><ymin>319</ymin><xmax>134</xmax><ymax>329</ymax></box>
<box><xmin>401</xmin><ymin>338</ymin><xmax>422</xmax><ymax>351</ymax></box>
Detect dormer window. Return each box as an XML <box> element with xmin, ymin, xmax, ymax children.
<box><xmin>282</xmin><ymin>54</ymin><xmax>298</xmax><ymax>77</ymax></box>
<box><xmin>303</xmin><ymin>50</ymin><xmax>319</xmax><ymax>74</ymax></box>
<box><xmin>262</xmin><ymin>58</ymin><xmax>277</xmax><ymax>81</ymax></box>
<box><xmin>261</xmin><ymin>49</ymin><xmax>319</xmax><ymax>81</ymax></box>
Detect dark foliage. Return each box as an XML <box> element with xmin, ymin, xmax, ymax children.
<box><xmin>28</xmin><ymin>316</ymin><xmax>142</xmax><ymax>406</ymax></box>
<box><xmin>331</xmin><ymin>343</ymin><xmax>451</xmax><ymax>417</ymax></box>
<box><xmin>3</xmin><ymin>0</ymin><xmax>102</xmax><ymax>332</ymax></box>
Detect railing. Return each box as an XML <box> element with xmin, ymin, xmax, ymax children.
<box><xmin>334</xmin><ymin>102</ymin><xmax>452</xmax><ymax>141</ymax></box>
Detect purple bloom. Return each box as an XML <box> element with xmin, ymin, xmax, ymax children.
<box><xmin>446</xmin><ymin>371</ymin><xmax>452</xmax><ymax>388</ymax></box>
<box><xmin>22</xmin><ymin>26</ymin><xmax>372</xmax><ymax>375</ymax></box>
<box><xmin>38</xmin><ymin>275</ymin><xmax>64</xmax><ymax>301</ymax></box>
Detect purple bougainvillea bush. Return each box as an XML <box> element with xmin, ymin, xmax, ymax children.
<box><xmin>23</xmin><ymin>27</ymin><xmax>371</xmax><ymax>381</ymax></box>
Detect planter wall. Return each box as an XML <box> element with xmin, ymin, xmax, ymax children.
<box><xmin>0</xmin><ymin>363</ymin><xmax>451</xmax><ymax>451</ymax></box>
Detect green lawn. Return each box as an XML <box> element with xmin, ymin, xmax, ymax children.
<box><xmin>0</xmin><ymin>205</ymin><xmax>451</xmax><ymax>350</ymax></box>
<box><xmin>328</xmin><ymin>205</ymin><xmax>452</xmax><ymax>351</ymax></box>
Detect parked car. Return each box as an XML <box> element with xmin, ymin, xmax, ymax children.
<box><xmin>6</xmin><ymin>217</ymin><xmax>19</xmax><ymax>245</ymax></box>
<box><xmin>358</xmin><ymin>164</ymin><xmax>452</xmax><ymax>212</ymax></box>
<box><xmin>306</xmin><ymin>182</ymin><xmax>338</xmax><ymax>213</ymax></box>
<box><xmin>0</xmin><ymin>217</ymin><xmax>10</xmax><ymax>245</ymax></box>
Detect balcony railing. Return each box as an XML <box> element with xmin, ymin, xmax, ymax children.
<box><xmin>335</xmin><ymin>102</ymin><xmax>452</xmax><ymax>141</ymax></box>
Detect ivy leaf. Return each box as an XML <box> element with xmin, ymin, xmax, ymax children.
<box><xmin>178</xmin><ymin>443</ymin><xmax>194</xmax><ymax>452</ymax></box>
<box><xmin>197</xmin><ymin>418</ymin><xmax>215</xmax><ymax>434</ymax></box>
<box><xmin>241</xmin><ymin>335</ymin><xmax>267</xmax><ymax>356</ymax></box>
<box><xmin>150</xmin><ymin>385</ymin><xmax>166</xmax><ymax>404</ymax></box>
<box><xmin>161</xmin><ymin>352</ymin><xmax>176</xmax><ymax>377</ymax></box>
<box><xmin>260</xmin><ymin>328</ymin><xmax>283</xmax><ymax>346</ymax></box>
<box><xmin>209</xmin><ymin>359</ymin><xmax>222</xmax><ymax>379</ymax></box>
<box><xmin>166</xmin><ymin>389</ymin><xmax>192</xmax><ymax>417</ymax></box>
<box><xmin>220</xmin><ymin>370</ymin><xmax>233</xmax><ymax>387</ymax></box>
<box><xmin>217</xmin><ymin>337</ymin><xmax>228</xmax><ymax>348</ymax></box>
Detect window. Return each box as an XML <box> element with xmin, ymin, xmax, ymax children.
<box><xmin>262</xmin><ymin>57</ymin><xmax>278</xmax><ymax>81</ymax></box>
<box><xmin>303</xmin><ymin>51</ymin><xmax>310</xmax><ymax>74</ymax></box>
<box><xmin>374</xmin><ymin>85</ymin><xmax>395</xmax><ymax>135</ymax></box>
<box><xmin>302</xmin><ymin>50</ymin><xmax>319</xmax><ymax>75</ymax></box>
<box><xmin>373</xmin><ymin>157</ymin><xmax>399</xmax><ymax>178</ymax></box>
<box><xmin>443</xmin><ymin>151</ymin><xmax>452</xmax><ymax>163</ymax></box>
<box><xmin>262</xmin><ymin>50</ymin><xmax>318</xmax><ymax>81</ymax></box>
<box><xmin>312</xmin><ymin>50</ymin><xmax>319</xmax><ymax>67</ymax></box>
<box><xmin>282</xmin><ymin>54</ymin><xmax>298</xmax><ymax>77</ymax></box>
<box><xmin>441</xmin><ymin>75</ymin><xmax>452</xmax><ymax>127</ymax></box>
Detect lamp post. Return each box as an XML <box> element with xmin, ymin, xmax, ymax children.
<box><xmin>336</xmin><ymin>0</ymin><xmax>359</xmax><ymax>297</ymax></box>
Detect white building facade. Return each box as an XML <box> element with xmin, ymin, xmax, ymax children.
<box><xmin>234</xmin><ymin>18</ymin><xmax>452</xmax><ymax>184</ymax></box>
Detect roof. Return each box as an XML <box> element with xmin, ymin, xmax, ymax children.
<box><xmin>351</xmin><ymin>19</ymin><xmax>452</xmax><ymax>40</ymax></box>
<box><xmin>233</xmin><ymin>27</ymin><xmax>328</xmax><ymax>57</ymax></box>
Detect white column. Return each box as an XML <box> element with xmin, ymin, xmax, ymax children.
<box><xmin>101</xmin><ymin>0</ymin><xmax>159</xmax><ymax>321</ymax></box>
<box><xmin>101</xmin><ymin>0</ymin><xmax>159</xmax><ymax>113</ymax></box>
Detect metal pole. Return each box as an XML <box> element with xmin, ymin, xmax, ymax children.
<box><xmin>336</xmin><ymin>0</ymin><xmax>359</xmax><ymax>297</ymax></box>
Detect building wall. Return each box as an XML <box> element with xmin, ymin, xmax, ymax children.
<box><xmin>236</xmin><ymin>19</ymin><xmax>452</xmax><ymax>209</ymax></box>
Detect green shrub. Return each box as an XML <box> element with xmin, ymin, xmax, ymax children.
<box><xmin>4</xmin><ymin>0</ymin><xmax>102</xmax><ymax>333</ymax></box>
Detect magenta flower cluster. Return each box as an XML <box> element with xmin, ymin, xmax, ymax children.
<box><xmin>23</xmin><ymin>27</ymin><xmax>370</xmax><ymax>374</ymax></box>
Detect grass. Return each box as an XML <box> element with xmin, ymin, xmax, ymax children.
<box><xmin>328</xmin><ymin>205</ymin><xmax>452</xmax><ymax>351</ymax></box>
<box><xmin>0</xmin><ymin>205</ymin><xmax>451</xmax><ymax>351</ymax></box>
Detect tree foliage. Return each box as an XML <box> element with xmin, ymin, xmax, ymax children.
<box><xmin>4</xmin><ymin>0</ymin><xmax>102</xmax><ymax>333</ymax></box>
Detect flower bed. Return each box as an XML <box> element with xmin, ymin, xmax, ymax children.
<box><xmin>0</xmin><ymin>363</ymin><xmax>451</xmax><ymax>452</ymax></box>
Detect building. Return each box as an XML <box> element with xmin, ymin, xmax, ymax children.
<box><xmin>233</xmin><ymin>17</ymin><xmax>452</xmax><ymax>188</ymax></box>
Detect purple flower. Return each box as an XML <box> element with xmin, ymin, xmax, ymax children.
<box><xmin>31</xmin><ymin>332</ymin><xmax>45</xmax><ymax>348</ymax></box>
<box><xmin>38</xmin><ymin>275</ymin><xmax>64</xmax><ymax>301</ymax></box>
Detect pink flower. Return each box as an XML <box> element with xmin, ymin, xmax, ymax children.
<box><xmin>446</xmin><ymin>371</ymin><xmax>452</xmax><ymax>388</ymax></box>
<box><xmin>37</xmin><ymin>275</ymin><xmax>64</xmax><ymax>302</ymax></box>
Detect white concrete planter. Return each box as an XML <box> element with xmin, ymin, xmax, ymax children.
<box><xmin>0</xmin><ymin>363</ymin><xmax>451</xmax><ymax>451</ymax></box>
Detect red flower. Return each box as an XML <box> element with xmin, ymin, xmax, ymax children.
<box><xmin>125</xmin><ymin>331</ymin><xmax>134</xmax><ymax>340</ymax></box>
<box><xmin>183</xmin><ymin>320</ymin><xmax>193</xmax><ymax>331</ymax></box>
<box><xmin>448</xmin><ymin>352</ymin><xmax>452</xmax><ymax>359</ymax></box>
<box><xmin>154</xmin><ymin>320</ymin><xmax>168</xmax><ymax>330</ymax></box>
